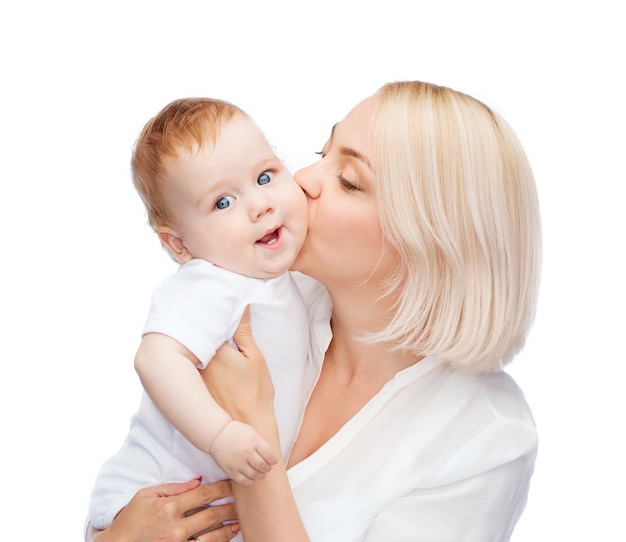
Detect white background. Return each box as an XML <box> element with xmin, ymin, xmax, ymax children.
<box><xmin>1</xmin><ymin>1</ymin><xmax>624</xmax><ymax>539</ymax></box>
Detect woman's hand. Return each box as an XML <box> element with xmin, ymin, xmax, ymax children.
<box><xmin>199</xmin><ymin>307</ymin><xmax>309</xmax><ymax>542</ymax></box>
<box><xmin>87</xmin><ymin>478</ymin><xmax>239</xmax><ymax>542</ymax></box>
<box><xmin>200</xmin><ymin>307</ymin><xmax>276</xmax><ymax>426</ymax></box>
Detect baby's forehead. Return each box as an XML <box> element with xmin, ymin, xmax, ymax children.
<box><xmin>165</xmin><ymin>110</ymin><xmax>245</xmax><ymax>151</ymax></box>
<box><xmin>169</xmin><ymin>117</ymin><xmax>276</xmax><ymax>168</ymax></box>
<box><xmin>205</xmin><ymin>113</ymin><xmax>268</xmax><ymax>148</ymax></box>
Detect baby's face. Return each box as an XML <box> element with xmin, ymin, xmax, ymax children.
<box><xmin>163</xmin><ymin>115</ymin><xmax>307</xmax><ymax>279</ymax></box>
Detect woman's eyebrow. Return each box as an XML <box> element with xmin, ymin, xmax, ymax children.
<box><xmin>339</xmin><ymin>146</ymin><xmax>371</xmax><ymax>169</ymax></box>
<box><xmin>330</xmin><ymin>122</ymin><xmax>372</xmax><ymax>169</ymax></box>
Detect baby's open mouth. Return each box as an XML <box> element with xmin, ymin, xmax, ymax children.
<box><xmin>257</xmin><ymin>227</ymin><xmax>280</xmax><ymax>245</ymax></box>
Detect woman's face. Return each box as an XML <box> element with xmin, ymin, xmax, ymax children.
<box><xmin>292</xmin><ymin>95</ymin><xmax>398</xmax><ymax>290</ymax></box>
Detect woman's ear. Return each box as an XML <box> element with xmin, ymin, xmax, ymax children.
<box><xmin>157</xmin><ymin>226</ymin><xmax>192</xmax><ymax>264</ymax></box>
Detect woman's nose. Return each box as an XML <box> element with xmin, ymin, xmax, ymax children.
<box><xmin>294</xmin><ymin>162</ymin><xmax>321</xmax><ymax>199</ymax></box>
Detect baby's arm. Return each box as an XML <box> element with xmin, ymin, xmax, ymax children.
<box><xmin>135</xmin><ymin>333</ymin><xmax>277</xmax><ymax>485</ymax></box>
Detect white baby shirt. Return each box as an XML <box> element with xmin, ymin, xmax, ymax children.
<box><xmin>88</xmin><ymin>260</ymin><xmax>311</xmax><ymax>530</ymax></box>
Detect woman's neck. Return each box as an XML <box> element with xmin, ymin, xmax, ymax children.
<box><xmin>324</xmin><ymin>283</ymin><xmax>419</xmax><ymax>384</ymax></box>
<box><xmin>286</xmin><ymin>282</ymin><xmax>421</xmax><ymax>468</ymax></box>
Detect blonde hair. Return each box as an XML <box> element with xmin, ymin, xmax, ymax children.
<box><xmin>371</xmin><ymin>81</ymin><xmax>541</xmax><ymax>372</ymax></box>
<box><xmin>131</xmin><ymin>97</ymin><xmax>244</xmax><ymax>229</ymax></box>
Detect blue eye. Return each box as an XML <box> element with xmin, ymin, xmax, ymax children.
<box><xmin>258</xmin><ymin>172</ymin><xmax>273</xmax><ymax>185</ymax></box>
<box><xmin>215</xmin><ymin>195</ymin><xmax>235</xmax><ymax>210</ymax></box>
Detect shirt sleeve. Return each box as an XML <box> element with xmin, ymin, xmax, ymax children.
<box><xmin>142</xmin><ymin>260</ymin><xmax>242</xmax><ymax>367</ymax></box>
<box><xmin>363</xmin><ymin>434</ymin><xmax>537</xmax><ymax>542</ymax></box>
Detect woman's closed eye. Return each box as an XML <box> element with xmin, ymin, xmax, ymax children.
<box><xmin>338</xmin><ymin>174</ymin><xmax>360</xmax><ymax>192</ymax></box>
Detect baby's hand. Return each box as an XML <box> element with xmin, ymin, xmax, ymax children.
<box><xmin>210</xmin><ymin>420</ymin><xmax>278</xmax><ymax>485</ymax></box>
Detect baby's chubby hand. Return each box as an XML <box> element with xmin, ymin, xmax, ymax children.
<box><xmin>210</xmin><ymin>420</ymin><xmax>278</xmax><ymax>485</ymax></box>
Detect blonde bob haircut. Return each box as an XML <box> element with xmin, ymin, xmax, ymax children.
<box><xmin>370</xmin><ymin>81</ymin><xmax>541</xmax><ymax>373</ymax></box>
<box><xmin>132</xmin><ymin>97</ymin><xmax>244</xmax><ymax>230</ymax></box>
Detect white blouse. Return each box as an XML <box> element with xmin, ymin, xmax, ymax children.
<box><xmin>287</xmin><ymin>274</ymin><xmax>538</xmax><ymax>542</ymax></box>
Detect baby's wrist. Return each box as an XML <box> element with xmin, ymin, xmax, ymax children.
<box><xmin>208</xmin><ymin>416</ymin><xmax>233</xmax><ymax>452</ymax></box>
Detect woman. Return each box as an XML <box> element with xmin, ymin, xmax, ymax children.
<box><xmin>87</xmin><ymin>80</ymin><xmax>540</xmax><ymax>541</ymax></box>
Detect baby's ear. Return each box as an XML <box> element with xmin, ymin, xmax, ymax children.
<box><xmin>157</xmin><ymin>226</ymin><xmax>191</xmax><ymax>264</ymax></box>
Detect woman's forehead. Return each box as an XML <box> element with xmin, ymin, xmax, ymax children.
<box><xmin>331</xmin><ymin>95</ymin><xmax>376</xmax><ymax>154</ymax></box>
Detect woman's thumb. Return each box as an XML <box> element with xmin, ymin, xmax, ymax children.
<box><xmin>233</xmin><ymin>305</ymin><xmax>255</xmax><ymax>353</ymax></box>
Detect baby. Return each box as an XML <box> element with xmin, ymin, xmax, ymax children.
<box><xmin>88</xmin><ymin>98</ymin><xmax>310</xmax><ymax>530</ymax></box>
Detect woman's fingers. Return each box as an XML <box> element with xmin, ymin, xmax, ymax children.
<box><xmin>201</xmin><ymin>306</ymin><xmax>274</xmax><ymax>418</ymax></box>
<box><xmin>139</xmin><ymin>476</ymin><xmax>202</xmax><ymax>498</ymax></box>
<box><xmin>180</xmin><ymin>480</ymin><xmax>234</xmax><ymax>513</ymax></box>
<box><xmin>183</xmin><ymin>482</ymin><xmax>239</xmax><ymax>540</ymax></box>
<box><xmin>191</xmin><ymin>522</ymin><xmax>241</xmax><ymax>542</ymax></box>
<box><xmin>187</xmin><ymin>501</ymin><xmax>239</xmax><ymax>541</ymax></box>
<box><xmin>232</xmin><ymin>305</ymin><xmax>254</xmax><ymax>357</ymax></box>
<box><xmin>89</xmin><ymin>479</ymin><xmax>237</xmax><ymax>542</ymax></box>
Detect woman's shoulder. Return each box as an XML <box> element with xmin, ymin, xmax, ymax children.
<box><xmin>437</xmin><ymin>367</ymin><xmax>538</xmax><ymax>458</ymax></box>
<box><xmin>472</xmin><ymin>369</ymin><xmax>535</xmax><ymax>424</ymax></box>
<box><xmin>390</xmin><ymin>363</ymin><xmax>538</xmax><ymax>484</ymax></box>
<box><xmin>397</xmin><ymin>360</ymin><xmax>537</xmax><ymax>446</ymax></box>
